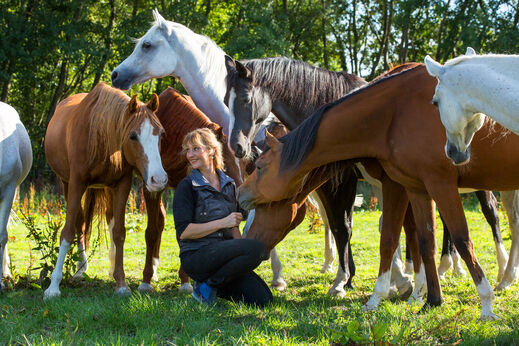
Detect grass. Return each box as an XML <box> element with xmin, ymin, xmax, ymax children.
<box><xmin>1</xmin><ymin>203</ymin><xmax>519</xmax><ymax>345</ymax></box>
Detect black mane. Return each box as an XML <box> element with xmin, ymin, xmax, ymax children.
<box><xmin>242</xmin><ymin>57</ymin><xmax>366</xmax><ymax>118</ymax></box>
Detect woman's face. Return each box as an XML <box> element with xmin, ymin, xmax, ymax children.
<box><xmin>185</xmin><ymin>143</ymin><xmax>214</xmax><ymax>171</ymax></box>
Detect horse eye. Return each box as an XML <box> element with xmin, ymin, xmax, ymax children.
<box><xmin>142</xmin><ymin>41</ymin><xmax>151</xmax><ymax>49</ymax></box>
<box><xmin>129</xmin><ymin>132</ymin><xmax>138</xmax><ymax>141</ymax></box>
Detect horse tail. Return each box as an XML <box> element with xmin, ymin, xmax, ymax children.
<box><xmin>82</xmin><ymin>188</ymin><xmax>108</xmax><ymax>251</ymax></box>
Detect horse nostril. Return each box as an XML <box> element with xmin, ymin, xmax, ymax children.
<box><xmin>111</xmin><ymin>71</ymin><xmax>118</xmax><ymax>82</ymax></box>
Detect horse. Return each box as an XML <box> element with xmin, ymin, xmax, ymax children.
<box><xmin>225</xmin><ymin>57</ymin><xmax>509</xmax><ymax>292</ymax></box>
<box><xmin>110</xmin><ymin>10</ymin><xmax>353</xmax><ymax>295</ymax></box>
<box><xmin>237</xmin><ymin>64</ymin><xmax>519</xmax><ymax>320</ymax></box>
<box><xmin>138</xmin><ymin>87</ymin><xmax>242</xmax><ymax>293</ymax></box>
<box><xmin>43</xmin><ymin>83</ymin><xmax>167</xmax><ymax>298</ymax></box>
<box><xmin>424</xmin><ymin>47</ymin><xmax>519</xmax><ymax>165</ymax></box>
<box><xmin>0</xmin><ymin>102</ymin><xmax>32</xmax><ymax>291</ymax></box>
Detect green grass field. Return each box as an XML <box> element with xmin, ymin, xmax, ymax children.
<box><xmin>1</xmin><ymin>205</ymin><xmax>519</xmax><ymax>345</ymax></box>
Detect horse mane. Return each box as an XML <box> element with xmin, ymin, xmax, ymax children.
<box><xmin>241</xmin><ymin>57</ymin><xmax>366</xmax><ymax>117</ymax></box>
<box><xmin>85</xmin><ymin>83</ymin><xmax>163</xmax><ymax>169</ymax></box>
<box><xmin>278</xmin><ymin>64</ymin><xmax>426</xmax><ymax>172</ymax></box>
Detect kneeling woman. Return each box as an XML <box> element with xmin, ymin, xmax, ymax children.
<box><xmin>173</xmin><ymin>128</ymin><xmax>272</xmax><ymax>306</ymax></box>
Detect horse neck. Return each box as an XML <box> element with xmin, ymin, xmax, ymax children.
<box><xmin>295</xmin><ymin>77</ymin><xmax>412</xmax><ymax>174</ymax></box>
<box><xmin>174</xmin><ymin>37</ymin><xmax>232</xmax><ymax>134</ymax></box>
<box><xmin>245</xmin><ymin>58</ymin><xmax>366</xmax><ymax>130</ymax></box>
<box><xmin>453</xmin><ymin>59</ymin><xmax>519</xmax><ymax>135</ymax></box>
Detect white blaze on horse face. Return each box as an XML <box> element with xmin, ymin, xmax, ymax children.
<box><xmin>228</xmin><ymin>88</ymin><xmax>237</xmax><ymax>144</ymax></box>
<box><xmin>139</xmin><ymin>119</ymin><xmax>167</xmax><ymax>192</ymax></box>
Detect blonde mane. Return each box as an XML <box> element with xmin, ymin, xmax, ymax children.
<box><xmin>85</xmin><ymin>83</ymin><xmax>163</xmax><ymax>169</ymax></box>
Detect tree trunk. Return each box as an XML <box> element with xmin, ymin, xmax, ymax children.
<box><xmin>46</xmin><ymin>57</ymin><xmax>69</xmax><ymax>124</ymax></box>
<box><xmin>92</xmin><ymin>0</ymin><xmax>115</xmax><ymax>88</ymax></box>
<box><xmin>321</xmin><ymin>0</ymin><xmax>328</xmax><ymax>69</ymax></box>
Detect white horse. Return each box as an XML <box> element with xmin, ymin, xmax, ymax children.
<box><xmin>0</xmin><ymin>102</ymin><xmax>32</xmax><ymax>291</ymax></box>
<box><xmin>425</xmin><ymin>47</ymin><xmax>519</xmax><ymax>165</ymax></box>
<box><xmin>111</xmin><ymin>10</ymin><xmax>346</xmax><ymax>294</ymax></box>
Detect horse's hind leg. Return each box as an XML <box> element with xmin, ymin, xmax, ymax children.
<box><xmin>72</xmin><ymin>189</ymin><xmax>89</xmax><ymax>280</ymax></box>
<box><xmin>496</xmin><ymin>190</ymin><xmax>519</xmax><ymax>290</ymax></box>
<box><xmin>438</xmin><ymin>214</ymin><xmax>466</xmax><ymax>279</ymax></box>
<box><xmin>475</xmin><ymin>190</ymin><xmax>507</xmax><ymax>282</ymax></box>
<box><xmin>178</xmin><ymin>266</ymin><xmax>192</xmax><ymax>293</ymax></box>
<box><xmin>44</xmin><ymin>178</ymin><xmax>86</xmax><ymax>299</ymax></box>
<box><xmin>0</xmin><ymin>183</ymin><xmax>16</xmax><ymax>292</ymax></box>
<box><xmin>429</xmin><ymin>186</ymin><xmax>497</xmax><ymax>320</ymax></box>
<box><xmin>364</xmin><ymin>177</ymin><xmax>408</xmax><ymax>311</ymax></box>
<box><xmin>270</xmin><ymin>248</ymin><xmax>287</xmax><ymax>290</ymax></box>
<box><xmin>140</xmin><ymin>189</ymin><xmax>165</xmax><ymax>292</ymax></box>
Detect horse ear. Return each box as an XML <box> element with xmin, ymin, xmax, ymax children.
<box><xmin>129</xmin><ymin>95</ymin><xmax>139</xmax><ymax>114</ymax></box>
<box><xmin>153</xmin><ymin>9</ymin><xmax>166</xmax><ymax>27</ymax></box>
<box><xmin>213</xmin><ymin>126</ymin><xmax>224</xmax><ymax>142</ymax></box>
<box><xmin>224</xmin><ymin>55</ymin><xmax>236</xmax><ymax>74</ymax></box>
<box><xmin>424</xmin><ymin>55</ymin><xmax>443</xmax><ymax>77</ymax></box>
<box><xmin>465</xmin><ymin>47</ymin><xmax>476</xmax><ymax>56</ymax></box>
<box><xmin>147</xmin><ymin>93</ymin><xmax>159</xmax><ymax>112</ymax></box>
<box><xmin>235</xmin><ymin>60</ymin><xmax>252</xmax><ymax>81</ymax></box>
<box><xmin>265</xmin><ymin>130</ymin><xmax>281</xmax><ymax>152</ymax></box>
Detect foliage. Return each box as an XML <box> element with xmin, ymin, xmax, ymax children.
<box><xmin>1</xmin><ymin>1</ymin><xmax>518</xmax><ymax>190</ymax></box>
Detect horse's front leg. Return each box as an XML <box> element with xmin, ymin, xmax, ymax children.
<box><xmin>44</xmin><ymin>179</ymin><xmax>86</xmax><ymax>299</ymax></box>
<box><xmin>363</xmin><ymin>177</ymin><xmax>408</xmax><ymax>311</ymax></box>
<box><xmin>0</xmin><ymin>183</ymin><xmax>17</xmax><ymax>291</ymax></box>
<box><xmin>111</xmin><ymin>177</ymin><xmax>132</xmax><ymax>296</ymax></box>
<box><xmin>139</xmin><ymin>188</ymin><xmax>165</xmax><ymax>292</ymax></box>
<box><xmin>495</xmin><ymin>190</ymin><xmax>519</xmax><ymax>290</ymax></box>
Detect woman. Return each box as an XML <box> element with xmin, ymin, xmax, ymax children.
<box><xmin>173</xmin><ymin>128</ymin><xmax>272</xmax><ymax>306</ymax></box>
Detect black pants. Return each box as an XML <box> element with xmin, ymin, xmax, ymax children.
<box><xmin>180</xmin><ymin>238</ymin><xmax>272</xmax><ymax>307</ymax></box>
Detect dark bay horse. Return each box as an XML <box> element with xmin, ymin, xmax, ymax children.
<box><xmin>138</xmin><ymin>87</ymin><xmax>242</xmax><ymax>292</ymax></box>
<box><xmin>225</xmin><ymin>57</ymin><xmax>507</xmax><ymax>295</ymax></box>
<box><xmin>44</xmin><ymin>83</ymin><xmax>167</xmax><ymax>298</ymax></box>
<box><xmin>237</xmin><ymin>64</ymin><xmax>519</xmax><ymax>320</ymax></box>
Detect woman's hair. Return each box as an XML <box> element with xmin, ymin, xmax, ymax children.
<box><xmin>182</xmin><ymin>128</ymin><xmax>224</xmax><ymax>172</ymax></box>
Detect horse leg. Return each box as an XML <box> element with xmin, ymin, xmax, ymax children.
<box><xmin>270</xmin><ymin>248</ymin><xmax>287</xmax><ymax>290</ymax></box>
<box><xmin>44</xmin><ymin>178</ymin><xmax>86</xmax><ymax>299</ymax></box>
<box><xmin>139</xmin><ymin>189</ymin><xmax>165</xmax><ymax>292</ymax></box>
<box><xmin>429</xmin><ymin>186</ymin><xmax>497</xmax><ymax>320</ymax></box>
<box><xmin>495</xmin><ymin>190</ymin><xmax>519</xmax><ymax>290</ymax></box>
<box><xmin>308</xmin><ymin>191</ymin><xmax>335</xmax><ymax>273</ymax></box>
<box><xmin>475</xmin><ymin>190</ymin><xmax>507</xmax><ymax>282</ymax></box>
<box><xmin>402</xmin><ymin>205</ymin><xmax>426</xmax><ymax>304</ymax></box>
<box><xmin>178</xmin><ymin>266</ymin><xmax>192</xmax><ymax>293</ymax></box>
<box><xmin>364</xmin><ymin>177</ymin><xmax>408</xmax><ymax>311</ymax></box>
<box><xmin>71</xmin><ymin>195</ymin><xmax>87</xmax><ymax>280</ymax></box>
<box><xmin>406</xmin><ymin>190</ymin><xmax>443</xmax><ymax>311</ymax></box>
<box><xmin>111</xmin><ymin>177</ymin><xmax>132</xmax><ymax>295</ymax></box>
<box><xmin>404</xmin><ymin>237</ymin><xmax>414</xmax><ymax>275</ymax></box>
<box><xmin>0</xmin><ymin>183</ymin><xmax>16</xmax><ymax>291</ymax></box>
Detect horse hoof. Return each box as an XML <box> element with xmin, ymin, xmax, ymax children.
<box><xmin>152</xmin><ymin>274</ymin><xmax>159</xmax><ymax>282</ymax></box>
<box><xmin>481</xmin><ymin>311</ymin><xmax>499</xmax><ymax>321</ymax></box>
<box><xmin>44</xmin><ymin>288</ymin><xmax>61</xmax><ymax>299</ymax></box>
<box><xmin>494</xmin><ymin>281</ymin><xmax>510</xmax><ymax>291</ymax></box>
<box><xmin>320</xmin><ymin>264</ymin><xmax>334</xmax><ymax>273</ymax></box>
<box><xmin>453</xmin><ymin>267</ymin><xmax>467</xmax><ymax>278</ymax></box>
<box><xmin>271</xmin><ymin>280</ymin><xmax>287</xmax><ymax>291</ymax></box>
<box><xmin>115</xmin><ymin>286</ymin><xmax>131</xmax><ymax>296</ymax></box>
<box><xmin>400</xmin><ymin>286</ymin><xmax>413</xmax><ymax>301</ymax></box>
<box><xmin>138</xmin><ymin>282</ymin><xmax>155</xmax><ymax>292</ymax></box>
<box><xmin>388</xmin><ymin>285</ymin><xmax>398</xmax><ymax>299</ymax></box>
<box><xmin>327</xmin><ymin>287</ymin><xmax>346</xmax><ymax>298</ymax></box>
<box><xmin>178</xmin><ymin>282</ymin><xmax>193</xmax><ymax>293</ymax></box>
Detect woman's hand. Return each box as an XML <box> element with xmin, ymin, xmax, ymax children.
<box><xmin>221</xmin><ymin>212</ymin><xmax>243</xmax><ymax>228</ymax></box>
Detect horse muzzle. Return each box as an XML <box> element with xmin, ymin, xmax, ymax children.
<box><xmin>445</xmin><ymin>140</ymin><xmax>471</xmax><ymax>165</ymax></box>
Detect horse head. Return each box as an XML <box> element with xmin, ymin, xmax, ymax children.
<box><xmin>425</xmin><ymin>48</ymin><xmax>485</xmax><ymax>165</ymax></box>
<box><xmin>237</xmin><ymin>131</ymin><xmax>303</xmax><ymax>209</ymax></box>
<box><xmin>225</xmin><ymin>56</ymin><xmax>272</xmax><ymax>159</ymax></box>
<box><xmin>111</xmin><ymin>10</ymin><xmax>186</xmax><ymax>90</ymax></box>
<box><xmin>122</xmin><ymin>93</ymin><xmax>168</xmax><ymax>192</ymax></box>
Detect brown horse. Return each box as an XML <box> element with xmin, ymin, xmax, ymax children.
<box><xmin>137</xmin><ymin>87</ymin><xmax>242</xmax><ymax>292</ymax></box>
<box><xmin>44</xmin><ymin>83</ymin><xmax>167</xmax><ymax>298</ymax></box>
<box><xmin>237</xmin><ymin>64</ymin><xmax>519</xmax><ymax>320</ymax></box>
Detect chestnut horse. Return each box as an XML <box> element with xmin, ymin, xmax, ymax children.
<box><xmin>44</xmin><ymin>83</ymin><xmax>167</xmax><ymax>298</ymax></box>
<box><xmin>238</xmin><ymin>64</ymin><xmax>519</xmax><ymax>320</ymax></box>
<box><xmin>138</xmin><ymin>87</ymin><xmax>242</xmax><ymax>292</ymax></box>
